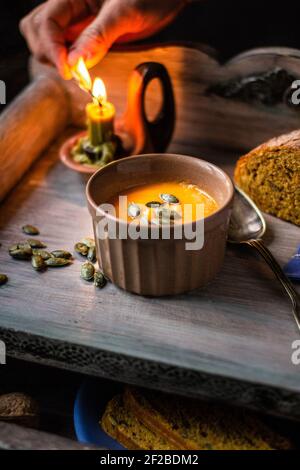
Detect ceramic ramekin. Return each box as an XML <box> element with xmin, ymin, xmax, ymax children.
<box><xmin>86</xmin><ymin>154</ymin><xmax>234</xmax><ymax>296</ymax></box>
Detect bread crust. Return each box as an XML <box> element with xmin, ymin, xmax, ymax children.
<box><xmin>124</xmin><ymin>387</ymin><xmax>191</xmax><ymax>450</ymax></box>
<box><xmin>101</xmin><ymin>394</ymin><xmax>176</xmax><ymax>450</ymax></box>
<box><xmin>101</xmin><ymin>395</ymin><xmax>144</xmax><ymax>450</ymax></box>
<box><xmin>234</xmin><ymin>129</ymin><xmax>300</xmax><ymax>225</ymax></box>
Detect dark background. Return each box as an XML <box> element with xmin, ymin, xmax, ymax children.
<box><xmin>1</xmin><ymin>1</ymin><xmax>299</xmax><ymax>105</ymax></box>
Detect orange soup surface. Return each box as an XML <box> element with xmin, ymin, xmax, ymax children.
<box><xmin>110</xmin><ymin>182</ymin><xmax>218</xmax><ymax>224</ymax></box>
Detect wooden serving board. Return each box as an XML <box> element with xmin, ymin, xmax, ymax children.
<box><xmin>1</xmin><ymin>45</ymin><xmax>300</xmax><ymax>421</ymax></box>
<box><xmin>0</xmin><ymin>131</ymin><xmax>299</xmax><ymax>421</ymax></box>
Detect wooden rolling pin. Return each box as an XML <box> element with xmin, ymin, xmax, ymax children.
<box><xmin>0</xmin><ymin>75</ymin><xmax>69</xmax><ymax>202</ymax></box>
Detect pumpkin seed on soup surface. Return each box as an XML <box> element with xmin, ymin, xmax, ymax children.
<box><xmin>128</xmin><ymin>203</ymin><xmax>141</xmax><ymax>218</ymax></box>
<box><xmin>159</xmin><ymin>193</ymin><xmax>179</xmax><ymax>204</ymax></box>
<box><xmin>145</xmin><ymin>201</ymin><xmax>162</xmax><ymax>208</ymax></box>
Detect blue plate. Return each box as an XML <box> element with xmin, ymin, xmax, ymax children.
<box><xmin>74</xmin><ymin>378</ymin><xmax>125</xmax><ymax>449</ymax></box>
<box><xmin>284</xmin><ymin>244</ymin><xmax>300</xmax><ymax>281</ymax></box>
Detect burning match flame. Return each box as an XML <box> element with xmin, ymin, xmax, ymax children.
<box><xmin>72</xmin><ymin>57</ymin><xmax>92</xmax><ymax>92</ymax></box>
<box><xmin>72</xmin><ymin>58</ymin><xmax>107</xmax><ymax>106</ymax></box>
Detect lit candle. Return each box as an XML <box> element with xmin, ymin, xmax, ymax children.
<box><xmin>86</xmin><ymin>78</ymin><xmax>115</xmax><ymax>146</ymax></box>
<box><xmin>71</xmin><ymin>58</ymin><xmax>118</xmax><ymax>165</ymax></box>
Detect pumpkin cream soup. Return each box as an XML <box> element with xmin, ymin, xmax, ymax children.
<box><xmin>110</xmin><ymin>182</ymin><xmax>218</xmax><ymax>224</ymax></box>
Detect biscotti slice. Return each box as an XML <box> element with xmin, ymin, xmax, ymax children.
<box><xmin>124</xmin><ymin>387</ymin><xmax>291</xmax><ymax>450</ymax></box>
<box><xmin>234</xmin><ymin>129</ymin><xmax>300</xmax><ymax>225</ymax></box>
<box><xmin>101</xmin><ymin>394</ymin><xmax>178</xmax><ymax>450</ymax></box>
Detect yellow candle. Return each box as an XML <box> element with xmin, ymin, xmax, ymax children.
<box><xmin>86</xmin><ymin>101</ymin><xmax>115</xmax><ymax>146</ymax></box>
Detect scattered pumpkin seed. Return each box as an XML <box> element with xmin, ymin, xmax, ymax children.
<box><xmin>87</xmin><ymin>245</ymin><xmax>96</xmax><ymax>263</ymax></box>
<box><xmin>74</xmin><ymin>242</ymin><xmax>88</xmax><ymax>256</ymax></box>
<box><xmin>9</xmin><ymin>241</ymin><xmax>31</xmax><ymax>251</ymax></box>
<box><xmin>45</xmin><ymin>257</ymin><xmax>71</xmax><ymax>267</ymax></box>
<box><xmin>51</xmin><ymin>250</ymin><xmax>72</xmax><ymax>259</ymax></box>
<box><xmin>8</xmin><ymin>243</ymin><xmax>20</xmax><ymax>253</ymax></box>
<box><xmin>0</xmin><ymin>274</ymin><xmax>8</xmax><ymax>286</ymax></box>
<box><xmin>27</xmin><ymin>239</ymin><xmax>47</xmax><ymax>249</ymax></box>
<box><xmin>145</xmin><ymin>201</ymin><xmax>162</xmax><ymax>208</ymax></box>
<box><xmin>31</xmin><ymin>255</ymin><xmax>45</xmax><ymax>271</ymax></box>
<box><xmin>22</xmin><ymin>225</ymin><xmax>39</xmax><ymax>236</ymax></box>
<box><xmin>81</xmin><ymin>237</ymin><xmax>95</xmax><ymax>248</ymax></box>
<box><xmin>80</xmin><ymin>261</ymin><xmax>95</xmax><ymax>281</ymax></box>
<box><xmin>32</xmin><ymin>249</ymin><xmax>52</xmax><ymax>260</ymax></box>
<box><xmin>94</xmin><ymin>271</ymin><xmax>107</xmax><ymax>288</ymax></box>
<box><xmin>128</xmin><ymin>203</ymin><xmax>141</xmax><ymax>218</ymax></box>
<box><xmin>9</xmin><ymin>246</ymin><xmax>32</xmax><ymax>260</ymax></box>
<box><xmin>159</xmin><ymin>193</ymin><xmax>179</xmax><ymax>204</ymax></box>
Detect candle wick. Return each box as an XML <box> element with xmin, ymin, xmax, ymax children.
<box><xmin>72</xmin><ymin>74</ymin><xmax>104</xmax><ymax>109</ymax></box>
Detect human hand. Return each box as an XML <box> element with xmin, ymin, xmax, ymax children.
<box><xmin>20</xmin><ymin>0</ymin><xmax>187</xmax><ymax>79</ymax></box>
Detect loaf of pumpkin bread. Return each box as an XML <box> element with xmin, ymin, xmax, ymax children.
<box><xmin>234</xmin><ymin>129</ymin><xmax>300</xmax><ymax>225</ymax></box>
<box><xmin>101</xmin><ymin>387</ymin><xmax>291</xmax><ymax>450</ymax></box>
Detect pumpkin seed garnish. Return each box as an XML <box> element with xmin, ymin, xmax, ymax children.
<box><xmin>45</xmin><ymin>257</ymin><xmax>72</xmax><ymax>267</ymax></box>
<box><xmin>145</xmin><ymin>201</ymin><xmax>162</xmax><ymax>208</ymax></box>
<box><xmin>81</xmin><ymin>237</ymin><xmax>95</xmax><ymax>248</ymax></box>
<box><xmin>87</xmin><ymin>245</ymin><xmax>96</xmax><ymax>263</ymax></box>
<box><xmin>27</xmin><ymin>239</ymin><xmax>47</xmax><ymax>249</ymax></box>
<box><xmin>32</xmin><ymin>249</ymin><xmax>52</xmax><ymax>260</ymax></box>
<box><xmin>80</xmin><ymin>261</ymin><xmax>95</xmax><ymax>281</ymax></box>
<box><xmin>94</xmin><ymin>270</ymin><xmax>107</xmax><ymax>288</ymax></box>
<box><xmin>151</xmin><ymin>206</ymin><xmax>182</xmax><ymax>226</ymax></box>
<box><xmin>159</xmin><ymin>193</ymin><xmax>179</xmax><ymax>204</ymax></box>
<box><xmin>128</xmin><ymin>203</ymin><xmax>141</xmax><ymax>218</ymax></box>
<box><xmin>151</xmin><ymin>215</ymin><xmax>169</xmax><ymax>226</ymax></box>
<box><xmin>74</xmin><ymin>242</ymin><xmax>89</xmax><ymax>256</ymax></box>
<box><xmin>31</xmin><ymin>255</ymin><xmax>45</xmax><ymax>271</ymax></box>
<box><xmin>0</xmin><ymin>274</ymin><xmax>8</xmax><ymax>286</ymax></box>
<box><xmin>51</xmin><ymin>250</ymin><xmax>72</xmax><ymax>260</ymax></box>
<box><xmin>157</xmin><ymin>206</ymin><xmax>181</xmax><ymax>221</ymax></box>
<box><xmin>22</xmin><ymin>225</ymin><xmax>39</xmax><ymax>236</ymax></box>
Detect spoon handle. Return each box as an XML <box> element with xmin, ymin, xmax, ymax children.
<box><xmin>246</xmin><ymin>238</ymin><xmax>300</xmax><ymax>332</ymax></box>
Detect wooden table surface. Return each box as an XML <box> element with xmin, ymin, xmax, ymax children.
<box><xmin>0</xmin><ymin>131</ymin><xmax>300</xmax><ymax>420</ymax></box>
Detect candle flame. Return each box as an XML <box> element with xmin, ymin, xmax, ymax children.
<box><xmin>92</xmin><ymin>78</ymin><xmax>107</xmax><ymax>104</ymax></box>
<box><xmin>72</xmin><ymin>57</ymin><xmax>108</xmax><ymax>106</ymax></box>
<box><xmin>72</xmin><ymin>57</ymin><xmax>92</xmax><ymax>91</ymax></box>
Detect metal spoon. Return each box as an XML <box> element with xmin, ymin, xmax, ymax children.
<box><xmin>228</xmin><ymin>186</ymin><xmax>300</xmax><ymax>331</ymax></box>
